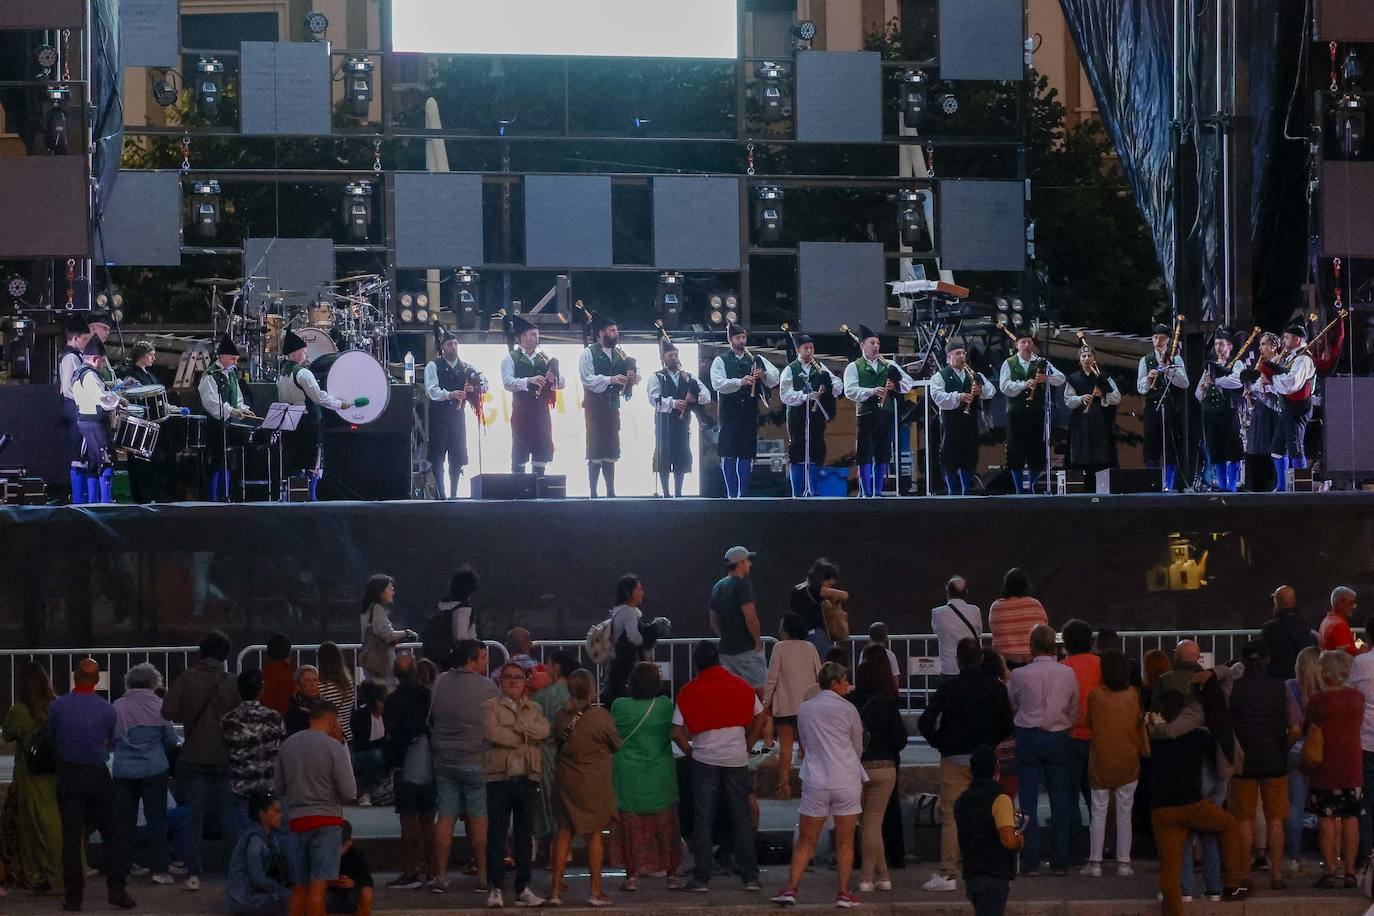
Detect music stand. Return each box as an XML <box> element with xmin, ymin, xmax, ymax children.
<box><xmin>258</xmin><ymin>403</ymin><xmax>305</xmax><ymax>502</ymax></box>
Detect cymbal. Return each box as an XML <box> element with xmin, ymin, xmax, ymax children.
<box><xmin>194</xmin><ymin>277</ymin><xmax>243</xmax><ymax>286</ymax></box>
<box><xmin>327</xmin><ymin>273</ymin><xmax>383</xmax><ymax>286</ymax></box>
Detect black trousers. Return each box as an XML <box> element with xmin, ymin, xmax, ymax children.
<box><xmin>486</xmin><ymin>777</ymin><xmax>538</xmax><ymax>893</ymax></box>
<box><xmin>77</xmin><ymin>418</ymin><xmax>113</xmax><ymax>474</ymax></box>
<box><xmin>689</xmin><ymin>760</ymin><xmax>758</xmax><ymax>884</ymax></box>
<box><xmin>1006</xmin><ymin>411</ymin><xmax>1047</xmax><ymax>472</ymax></box>
<box><xmin>856</xmin><ymin>410</ymin><xmax>895</xmax><ymax>465</ymax></box>
<box><xmin>939</xmin><ymin>409</ymin><xmax>979</xmax><ymax>473</ymax></box>
<box><xmin>786</xmin><ymin>405</ymin><xmax>829</xmax><ymax>465</ymax></box>
<box><xmin>1142</xmin><ymin>398</ymin><xmax>1184</xmax><ymax>466</ymax></box>
<box><xmin>1200</xmin><ymin>407</ymin><xmax>1242</xmax><ymax>463</ymax></box>
<box><xmin>1270</xmin><ymin>398</ymin><xmax>1311</xmax><ymax>459</ymax></box>
<box><xmin>58</xmin><ymin>761</ymin><xmax>125</xmax><ymax>902</ymax></box>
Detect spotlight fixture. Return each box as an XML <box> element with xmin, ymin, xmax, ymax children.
<box><xmin>344</xmin><ymin>57</ymin><xmax>375</xmax><ymax>120</ymax></box>
<box><xmin>1010</xmin><ymin>297</ymin><xmax>1024</xmax><ymax>313</ymax></box>
<box><xmin>794</xmin><ymin>19</ymin><xmax>816</xmax><ymax>50</ymax></box>
<box><xmin>452</xmin><ymin>267</ymin><xmax>481</xmax><ymax>329</ymax></box>
<box><xmin>35</xmin><ymin>44</ymin><xmax>58</xmax><ymax>73</ymax></box>
<box><xmin>304</xmin><ymin>10</ymin><xmax>330</xmax><ymax>39</ymax></box>
<box><xmin>934</xmin><ymin>85</ymin><xmax>959</xmax><ymax>116</ymax></box>
<box><xmin>723</xmin><ymin>293</ymin><xmax>739</xmax><ymax>325</ymax></box>
<box><xmin>757</xmin><ymin>61</ymin><xmax>791</xmax><ymax>124</ymax></box>
<box><xmin>656</xmin><ymin>271</ymin><xmax>685</xmax><ymax>330</ymax></box>
<box><xmin>995</xmin><ymin>297</ymin><xmax>1009</xmax><ymax>322</ymax></box>
<box><xmin>397</xmin><ymin>292</ymin><xmax>429</xmax><ymax>325</ymax></box>
<box><xmin>898</xmin><ymin>189</ymin><xmax>933</xmax><ymax>252</ymax></box>
<box><xmin>706</xmin><ymin>293</ymin><xmax>739</xmax><ymax>327</ymax></box>
<box><xmin>1343</xmin><ymin>48</ymin><xmax>1363</xmax><ymax>90</ymax></box>
<box><xmin>44</xmin><ymin>85</ymin><xmax>71</xmax><ymax>155</ymax></box>
<box><xmin>901</xmin><ymin>70</ymin><xmax>929</xmax><ymax>128</ymax></box>
<box><xmin>1334</xmin><ymin>93</ymin><xmax>1366</xmax><ymax>159</ymax></box>
<box><xmin>94</xmin><ymin>291</ymin><xmax>126</xmax><ymax>324</ymax></box>
<box><xmin>6</xmin><ymin>275</ymin><xmax>29</xmax><ymax>304</ymax></box>
<box><xmin>194</xmin><ymin>57</ymin><xmax>225</xmax><ymax>121</ymax></box>
<box><xmin>190</xmin><ymin>179</ymin><xmax>221</xmax><ymax>240</ymax></box>
<box><xmin>150</xmin><ymin>69</ymin><xmax>178</xmax><ymax>107</ymax></box>
<box><xmin>753</xmin><ymin>186</ymin><xmax>784</xmax><ymax>246</ymax></box>
<box><xmin>341</xmin><ymin>181</ymin><xmax>374</xmax><ymax>243</ymax></box>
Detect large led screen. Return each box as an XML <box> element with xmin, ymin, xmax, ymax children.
<box><xmin>437</xmin><ymin>342</ymin><xmax>702</xmax><ymax>498</ymax></box>
<box><xmin>389</xmin><ymin>0</ymin><xmax>738</xmax><ymax>59</ymax></box>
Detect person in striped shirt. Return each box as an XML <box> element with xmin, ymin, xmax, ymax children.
<box><xmin>987</xmin><ymin>568</ymin><xmax>1049</xmax><ymax>668</ymax></box>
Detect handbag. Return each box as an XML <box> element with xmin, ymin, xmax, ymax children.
<box><xmin>1299</xmin><ymin>723</ymin><xmax>1324</xmax><ymax>774</ymax></box>
<box><xmin>400</xmin><ymin>734</ymin><xmax>433</xmax><ymax>788</ymax></box>
<box><xmin>821</xmin><ymin>595</ymin><xmax>850</xmax><ymax>642</ymax></box>
<box><xmin>620</xmin><ymin>697</ymin><xmax>658</xmax><ymax>745</ymax></box>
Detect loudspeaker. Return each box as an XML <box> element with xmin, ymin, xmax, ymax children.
<box><xmin>1095</xmin><ymin>468</ymin><xmax>1163</xmax><ymax>494</ymax></box>
<box><xmin>535</xmin><ymin>476</ymin><xmax>567</xmax><ymax>499</ymax></box>
<box><xmin>471</xmin><ymin>473</ymin><xmax>538</xmax><ymax>500</ymax></box>
<box><xmin>319</xmin><ymin>433</ymin><xmax>410</xmax><ymax>501</ymax></box>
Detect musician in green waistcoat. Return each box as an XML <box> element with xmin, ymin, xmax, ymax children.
<box><xmin>1193</xmin><ymin>326</ymin><xmax>1244</xmax><ymax>492</ymax></box>
<box><xmin>997</xmin><ymin>327</ymin><xmax>1065</xmax><ymax>494</ymax></box>
<box><xmin>779</xmin><ymin>334</ymin><xmax>841</xmax><ymax>497</ymax></box>
<box><xmin>578</xmin><ymin>312</ymin><xmax>637</xmax><ymax>497</ymax></box>
<box><xmin>278</xmin><ymin>329</ymin><xmax>356</xmax><ymax>501</ymax></box>
<box><xmin>710</xmin><ymin>322</ymin><xmax>780</xmax><ymax>498</ymax></box>
<box><xmin>1134</xmin><ymin>322</ymin><xmax>1188</xmax><ymax>491</ymax></box>
<box><xmin>500</xmin><ymin>316</ymin><xmax>564</xmax><ymax>476</ymax></box>
<box><xmin>648</xmin><ymin>335</ymin><xmax>712</xmax><ymax>497</ymax></box>
<box><xmin>928</xmin><ymin>339</ymin><xmax>995</xmax><ymax>495</ymax></box>
<box><xmin>198</xmin><ymin>334</ymin><xmax>256</xmax><ymax>501</ymax></box>
<box><xmin>841</xmin><ymin>324</ymin><xmax>915</xmax><ymax>497</ymax></box>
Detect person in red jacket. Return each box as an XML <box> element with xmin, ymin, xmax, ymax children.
<box><xmin>1318</xmin><ymin>587</ymin><xmax>1361</xmax><ymax>656</ymax></box>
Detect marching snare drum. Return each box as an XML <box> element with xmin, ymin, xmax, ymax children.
<box><xmin>124</xmin><ymin>385</ymin><xmax>170</xmax><ymax>422</ymax></box>
<box><xmin>310</xmin><ymin>350</ymin><xmax>391</xmax><ymax>426</ymax></box>
<box><xmin>114</xmin><ymin>413</ymin><xmax>161</xmax><ymax>460</ymax></box>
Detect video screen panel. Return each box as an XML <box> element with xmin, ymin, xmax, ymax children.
<box><xmin>389</xmin><ymin>0</ymin><xmax>738</xmax><ymax>59</ymax></box>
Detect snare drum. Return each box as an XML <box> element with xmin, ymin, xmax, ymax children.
<box><xmin>114</xmin><ymin>414</ymin><xmax>161</xmax><ymax>460</ymax></box>
<box><xmin>124</xmin><ymin>385</ymin><xmax>170</xmax><ymax>423</ymax></box>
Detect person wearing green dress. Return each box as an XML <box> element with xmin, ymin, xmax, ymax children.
<box><xmin>530</xmin><ymin>651</ymin><xmax>577</xmax><ymax>842</ymax></box>
<box><xmin>610</xmin><ymin>661</ymin><xmax>684</xmax><ymax>891</ymax></box>
<box><xmin>1</xmin><ymin>662</ymin><xmax>64</xmax><ymax>893</ymax></box>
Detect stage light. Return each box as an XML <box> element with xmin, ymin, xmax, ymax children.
<box><xmin>397</xmin><ymin>292</ymin><xmax>430</xmax><ymax>325</ymax></box>
<box><xmin>1343</xmin><ymin>48</ymin><xmax>1363</xmax><ymax>89</ymax></box>
<box><xmin>304</xmin><ymin>10</ymin><xmax>330</xmax><ymax>39</ymax></box>
<box><xmin>194</xmin><ymin>57</ymin><xmax>225</xmax><ymax>121</ymax></box>
<box><xmin>35</xmin><ymin>44</ymin><xmax>58</xmax><ymax>72</ymax></box>
<box><xmin>44</xmin><ymin>85</ymin><xmax>71</xmax><ymax>155</ymax></box>
<box><xmin>898</xmin><ymin>189</ymin><xmax>933</xmax><ymax>253</ymax></box>
<box><xmin>150</xmin><ymin>69</ymin><xmax>178</xmax><ymax>107</ymax></box>
<box><xmin>1334</xmin><ymin>93</ymin><xmax>1365</xmax><ymax>159</ymax></box>
<box><xmin>94</xmin><ymin>291</ymin><xmax>125</xmax><ymax>323</ymax></box>
<box><xmin>1011</xmin><ymin>312</ymin><xmax>1024</xmax><ymax>328</ymax></box>
<box><xmin>708</xmin><ymin>295</ymin><xmax>724</xmax><ymax>326</ymax></box>
<box><xmin>1010</xmin><ymin>297</ymin><xmax>1024</xmax><ymax>313</ymax></box>
<box><xmin>757</xmin><ymin>62</ymin><xmax>791</xmax><ymax>124</ymax></box>
<box><xmin>796</xmin><ymin>20</ymin><xmax>817</xmax><ymax>41</ymax></box>
<box><xmin>341</xmin><ymin>181</ymin><xmax>374</xmax><ymax>243</ymax></box>
<box><xmin>453</xmin><ymin>267</ymin><xmax>481</xmax><ymax>329</ymax></box>
<box><xmin>901</xmin><ymin>70</ymin><xmax>929</xmax><ymax>128</ymax></box>
<box><xmin>190</xmin><ymin>180</ymin><xmax>221</xmax><ymax>240</ymax></box>
<box><xmin>934</xmin><ymin>86</ymin><xmax>959</xmax><ymax>116</ymax></box>
<box><xmin>6</xmin><ymin>275</ymin><xmax>29</xmax><ymax>302</ymax></box>
<box><xmin>344</xmin><ymin>57</ymin><xmax>375</xmax><ymax>120</ymax></box>
<box><xmin>656</xmin><ymin>271</ymin><xmax>685</xmax><ymax>330</ymax></box>
<box><xmin>753</xmin><ymin>186</ymin><xmax>784</xmax><ymax>246</ymax></box>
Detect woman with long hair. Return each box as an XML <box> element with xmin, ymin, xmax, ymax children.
<box><xmin>763</xmin><ymin>613</ymin><xmax>821</xmax><ymax>800</ymax></box>
<box><xmin>1284</xmin><ymin>646</ymin><xmax>1323</xmax><ymax>878</ymax></box>
<box><xmin>850</xmin><ymin>658</ymin><xmax>907</xmax><ymax>892</ymax></box>
<box><xmin>548</xmin><ymin>669</ymin><xmax>622</xmax><ymax>906</ymax></box>
<box><xmin>1</xmin><ymin>662</ymin><xmax>63</xmax><ymax>893</ymax></box>
<box><xmin>316</xmin><ymin>642</ymin><xmax>356</xmax><ymax>744</ymax></box>
<box><xmin>986</xmin><ymin>567</ymin><xmax>1048</xmax><ymax>668</ymax></box>
<box><xmin>1084</xmin><ymin>649</ymin><xmax>1148</xmax><ymax>877</ymax></box>
<box><xmin>358</xmin><ymin>574</ymin><xmax>415</xmax><ymax>687</ymax></box>
<box><xmin>790</xmin><ymin>559</ymin><xmax>848</xmax><ymax>656</ymax></box>
<box><xmin>603</xmin><ymin>574</ymin><xmax>670</xmax><ymax>706</ymax></box>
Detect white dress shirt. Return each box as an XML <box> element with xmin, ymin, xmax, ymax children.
<box><xmin>842</xmin><ymin>358</ymin><xmax>915</xmax><ymax>403</ymax></box>
<box><xmin>647</xmin><ymin>368</ymin><xmax>712</xmax><ymax>412</ymax></box>
<box><xmin>424</xmin><ymin>357</ymin><xmax>489</xmax><ymax>403</ymax></box>
<box><xmin>73</xmin><ymin>368</ymin><xmax>122</xmax><ymax>416</ymax></box>
<box><xmin>579</xmin><ymin>346</ymin><xmax>635</xmax><ymax>395</ymax></box>
<box><xmin>1137</xmin><ymin>350</ymin><xmax>1189</xmax><ymax>394</ymax></box>
<box><xmin>931</xmin><ymin>599</ymin><xmax>984</xmax><ymax>676</ymax></box>
<box><xmin>1063</xmin><ymin>374</ymin><xmax>1122</xmax><ymax>409</ymax></box>
<box><xmin>797</xmin><ymin>688</ymin><xmax>867</xmax><ymax>791</ymax></box>
<box><xmin>998</xmin><ymin>355</ymin><xmax>1066</xmax><ymax>398</ymax></box>
<box><xmin>710</xmin><ymin>351</ymin><xmax>780</xmax><ymax>395</ymax></box>
<box><xmin>499</xmin><ymin>347</ymin><xmax>565</xmax><ymax>393</ymax></box>
<box><xmin>1268</xmin><ymin>351</ymin><xmax>1316</xmax><ymax>397</ymax></box>
<box><xmin>779</xmin><ymin>360</ymin><xmax>842</xmax><ymax>407</ymax></box>
<box><xmin>278</xmin><ymin>364</ymin><xmax>347</xmax><ymax>411</ymax></box>
<box><xmin>929</xmin><ymin>366</ymin><xmax>995</xmax><ymax>411</ymax></box>
<box><xmin>1194</xmin><ymin>360</ymin><xmax>1244</xmax><ymax>401</ymax></box>
<box><xmin>673</xmin><ymin>694</ymin><xmax>763</xmax><ymax>768</ymax></box>
<box><xmin>198</xmin><ymin>368</ymin><xmax>247</xmax><ymax>421</ymax></box>
<box><xmin>59</xmin><ymin>350</ymin><xmax>84</xmax><ymax>400</ymax></box>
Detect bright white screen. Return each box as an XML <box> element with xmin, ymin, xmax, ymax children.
<box><xmin>443</xmin><ymin>343</ymin><xmax>701</xmax><ymax>498</ymax></box>
<box><xmin>390</xmin><ymin>0</ymin><xmax>738</xmax><ymax>59</ymax></box>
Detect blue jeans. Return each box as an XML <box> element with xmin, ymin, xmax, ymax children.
<box><xmin>1015</xmin><ymin>727</ymin><xmax>1073</xmax><ymax>872</ymax></box>
<box><xmin>1180</xmin><ymin>765</ymin><xmax>1224</xmax><ymax>896</ymax></box>
<box><xmin>181</xmin><ymin>762</ymin><xmax>235</xmax><ymax>876</ymax></box>
<box><xmin>806</xmin><ymin>629</ymin><xmax>833</xmax><ymax>657</ymax></box>
<box><xmin>1286</xmin><ymin>746</ymin><xmax>1308</xmax><ymax>860</ymax></box>
<box><xmin>689</xmin><ymin>760</ymin><xmax>758</xmax><ymax>884</ymax></box>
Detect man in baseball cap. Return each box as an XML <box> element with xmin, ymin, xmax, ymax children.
<box><xmin>710</xmin><ymin>547</ymin><xmax>766</xmax><ymax>691</ymax></box>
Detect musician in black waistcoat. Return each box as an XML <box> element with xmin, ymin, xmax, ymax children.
<box><xmin>120</xmin><ymin>339</ymin><xmax>174</xmax><ymax>503</ymax></box>
<box><xmin>778</xmin><ymin>334</ymin><xmax>841</xmax><ymax>497</ymax></box>
<box><xmin>1240</xmin><ymin>333</ymin><xmax>1281</xmax><ymax>492</ymax></box>
<box><xmin>1063</xmin><ymin>345</ymin><xmax>1121</xmax><ymax>478</ymax></box>
<box><xmin>72</xmin><ymin>336</ymin><xmax>127</xmax><ymax>504</ymax></box>
<box><xmin>578</xmin><ymin>312</ymin><xmax>637</xmax><ymax>498</ymax></box>
<box><xmin>278</xmin><ymin>329</ymin><xmax>357</xmax><ymax>501</ymax></box>
<box><xmin>58</xmin><ymin>313</ymin><xmax>93</xmax><ymax>503</ymax></box>
<box><xmin>1194</xmin><ymin>326</ymin><xmax>1245</xmax><ymax>492</ymax></box>
<box><xmin>1135</xmin><ymin>322</ymin><xmax>1188</xmax><ymax>491</ymax></box>
<box><xmin>500</xmin><ymin>315</ymin><xmax>564</xmax><ymax>476</ymax></box>
<box><xmin>424</xmin><ymin>328</ymin><xmax>486</xmax><ymax>499</ymax></box>
<box><xmin>647</xmin><ymin>335</ymin><xmax>712</xmax><ymax>498</ymax></box>
<box><xmin>928</xmin><ymin>339</ymin><xmax>996</xmax><ymax>495</ymax></box>
<box><xmin>198</xmin><ymin>334</ymin><xmax>256</xmax><ymax>502</ymax></box>
<box><xmin>710</xmin><ymin>322</ymin><xmax>780</xmax><ymax>498</ymax></box>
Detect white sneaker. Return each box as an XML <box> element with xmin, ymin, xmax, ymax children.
<box><xmin>357</xmin><ymin>793</ymin><xmax>372</xmax><ymax>808</ymax></box>
<box><xmin>487</xmin><ymin>887</ymin><xmax>504</xmax><ymax>909</ymax></box>
<box><xmin>151</xmin><ymin>873</ymin><xmax>174</xmax><ymax>885</ymax></box>
<box><xmin>857</xmin><ymin>881</ymin><xmax>874</xmax><ymax>893</ymax></box>
<box><xmin>875</xmin><ymin>879</ymin><xmax>892</xmax><ymax>891</ymax></box>
<box><xmin>1157</xmin><ymin>893</ymin><xmax>1193</xmax><ymax>902</ymax></box>
<box><xmin>183</xmin><ymin>876</ymin><xmax>200</xmax><ymax>892</ymax></box>
<box><xmin>168</xmin><ymin>863</ymin><xmax>187</xmax><ymax>876</ymax></box>
<box><xmin>129</xmin><ymin>865</ymin><xmax>150</xmax><ymax>877</ymax></box>
<box><xmin>1116</xmin><ymin>864</ymin><xmax>1134</xmax><ymax>877</ymax></box>
<box><xmin>921</xmin><ymin>874</ymin><xmax>957</xmax><ymax>892</ymax></box>
<box><xmin>514</xmin><ymin>888</ymin><xmax>544</xmax><ymax>907</ymax></box>
<box><xmin>1081</xmin><ymin>863</ymin><xmax>1101</xmax><ymax>877</ymax></box>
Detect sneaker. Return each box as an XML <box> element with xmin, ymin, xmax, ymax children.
<box><xmin>1221</xmin><ymin>886</ymin><xmax>1250</xmax><ymax>902</ymax></box>
<box><xmin>835</xmin><ymin>891</ymin><xmax>860</xmax><ymax>908</ymax></box>
<box><xmin>357</xmin><ymin>794</ymin><xmax>372</xmax><ymax>808</ymax></box>
<box><xmin>151</xmin><ymin>874</ymin><xmax>174</xmax><ymax>886</ymax></box>
<box><xmin>770</xmin><ymin>888</ymin><xmax>798</xmax><ymax>906</ymax></box>
<box><xmin>183</xmin><ymin>876</ymin><xmax>200</xmax><ymax>892</ymax></box>
<box><xmin>678</xmin><ymin>879</ymin><xmax>710</xmax><ymax>893</ymax></box>
<box><xmin>857</xmin><ymin>881</ymin><xmax>874</xmax><ymax>892</ymax></box>
<box><xmin>128</xmin><ymin>865</ymin><xmax>150</xmax><ymax>877</ymax></box>
<box><xmin>875</xmin><ymin>879</ymin><xmax>893</xmax><ymax>891</ymax></box>
<box><xmin>1252</xmin><ymin>854</ymin><xmax>1269</xmax><ymax>872</ymax></box>
<box><xmin>387</xmin><ymin>874</ymin><xmax>424</xmax><ymax>890</ymax></box>
<box><xmin>1157</xmin><ymin>893</ymin><xmax>1193</xmax><ymax>903</ymax></box>
<box><xmin>475</xmin><ymin>882</ymin><xmax>492</xmax><ymax>893</ymax></box>
<box><xmin>107</xmin><ymin>890</ymin><xmax>137</xmax><ymax>910</ymax></box>
<box><xmin>1116</xmin><ymin>864</ymin><xmax>1134</xmax><ymax>877</ymax></box>
<box><xmin>430</xmin><ymin>879</ymin><xmax>449</xmax><ymax>895</ymax></box>
<box><xmin>168</xmin><ymin>863</ymin><xmax>187</xmax><ymax>876</ymax></box>
<box><xmin>1203</xmin><ymin>892</ymin><xmax>1222</xmax><ymax>901</ymax></box>
<box><xmin>514</xmin><ymin>888</ymin><xmax>544</xmax><ymax>907</ymax></box>
<box><xmin>85</xmin><ymin>867</ymin><xmax>99</xmax><ymax>878</ymax></box>
<box><xmin>587</xmin><ymin>895</ymin><xmax>613</xmax><ymax>907</ymax></box>
<box><xmin>544</xmin><ymin>893</ymin><xmax>562</xmax><ymax>907</ymax></box>
<box><xmin>921</xmin><ymin>873</ymin><xmax>957</xmax><ymax>892</ymax></box>
<box><xmin>1286</xmin><ymin>859</ymin><xmax>1305</xmax><ymax>877</ymax></box>
<box><xmin>1080</xmin><ymin>863</ymin><xmax>1101</xmax><ymax>877</ymax></box>
<box><xmin>743</xmin><ymin>879</ymin><xmax>764</xmax><ymax>892</ymax></box>
<box><xmin>486</xmin><ymin>888</ymin><xmax>504</xmax><ymax>909</ymax></box>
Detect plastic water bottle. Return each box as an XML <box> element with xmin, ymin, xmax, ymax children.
<box><xmin>403</xmin><ymin>351</ymin><xmax>415</xmax><ymax>385</ymax></box>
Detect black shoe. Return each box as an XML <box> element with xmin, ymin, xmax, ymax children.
<box><xmin>108</xmin><ymin>889</ymin><xmax>137</xmax><ymax>909</ymax></box>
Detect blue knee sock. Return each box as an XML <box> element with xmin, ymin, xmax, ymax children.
<box><xmin>1164</xmin><ymin>464</ymin><xmax>1178</xmax><ymax>491</ymax></box>
<box><xmin>875</xmin><ymin>463</ymin><xmax>890</xmax><ymax>496</ymax></box>
<box><xmin>1012</xmin><ymin>469</ymin><xmax>1027</xmax><ymax>494</ymax></box>
<box><xmin>789</xmin><ymin>464</ymin><xmax>806</xmax><ymax>497</ymax></box>
<box><xmin>858</xmin><ymin>462</ymin><xmax>873</xmax><ymax>497</ymax></box>
<box><xmin>98</xmin><ymin>469</ymin><xmax>113</xmax><ymax>504</ymax></box>
<box><xmin>85</xmin><ymin>473</ymin><xmax>100</xmax><ymax>505</ymax></box>
<box><xmin>308</xmin><ymin>475</ymin><xmax>320</xmax><ymax>502</ymax></box>
<box><xmin>1292</xmin><ymin>455</ymin><xmax>1307</xmax><ymax>470</ymax></box>
<box><xmin>1225</xmin><ymin>461</ymin><xmax>1241</xmax><ymax>492</ymax></box>
<box><xmin>737</xmin><ymin>460</ymin><xmax>752</xmax><ymax>497</ymax></box>
<box><xmin>1208</xmin><ymin>462</ymin><xmax>1225</xmax><ymax>491</ymax></box>
<box><xmin>959</xmin><ymin>469</ymin><xmax>974</xmax><ymax>495</ymax></box>
<box><xmin>942</xmin><ymin>472</ymin><xmax>958</xmax><ymax>495</ymax></box>
<box><xmin>1272</xmin><ymin>456</ymin><xmax>1289</xmax><ymax>491</ymax></box>
<box><xmin>720</xmin><ymin>458</ymin><xmax>736</xmax><ymax>498</ymax></box>
<box><xmin>69</xmin><ymin>468</ymin><xmax>87</xmax><ymax>505</ymax></box>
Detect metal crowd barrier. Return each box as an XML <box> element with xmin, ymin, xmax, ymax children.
<box><xmin>0</xmin><ymin>629</ymin><xmax>1264</xmax><ymax>712</ymax></box>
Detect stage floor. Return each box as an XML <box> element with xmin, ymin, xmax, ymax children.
<box><xmin>2</xmin><ymin>492</ymin><xmax>1371</xmax><ymax>651</ymax></box>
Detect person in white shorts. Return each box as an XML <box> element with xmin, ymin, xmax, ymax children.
<box><xmin>771</xmin><ymin>661</ymin><xmax>867</xmax><ymax>908</ymax></box>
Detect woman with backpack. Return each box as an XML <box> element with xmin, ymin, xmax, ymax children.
<box><xmin>601</xmin><ymin>574</ymin><xmax>671</xmax><ymax>706</ymax></box>
<box><xmin>423</xmin><ymin>566</ymin><xmax>479</xmax><ymax>671</ymax></box>
<box><xmin>358</xmin><ymin>574</ymin><xmax>416</xmax><ymax>689</ymax></box>
<box><xmin>1</xmin><ymin>661</ymin><xmax>63</xmax><ymax>894</ymax></box>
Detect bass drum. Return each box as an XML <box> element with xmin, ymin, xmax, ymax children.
<box><xmin>310</xmin><ymin>350</ymin><xmax>390</xmax><ymax>426</ymax></box>
<box><xmin>296</xmin><ymin>327</ymin><xmax>337</xmax><ymax>364</ymax></box>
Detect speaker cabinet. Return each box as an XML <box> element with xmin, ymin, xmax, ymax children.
<box><xmin>1095</xmin><ymin>468</ymin><xmax>1164</xmax><ymax>494</ymax></box>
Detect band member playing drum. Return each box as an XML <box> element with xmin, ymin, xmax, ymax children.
<box><xmin>648</xmin><ymin>336</ymin><xmax>711</xmax><ymax>498</ymax></box>
<box><xmin>1194</xmin><ymin>326</ymin><xmax>1245</xmax><ymax>492</ymax></box>
<box><xmin>1063</xmin><ymin>345</ymin><xmax>1121</xmax><ymax>478</ymax></box>
<box><xmin>843</xmin><ymin>324</ymin><xmax>915</xmax><ymax>497</ymax></box>
<box><xmin>711</xmin><ymin>322</ymin><xmax>779</xmax><ymax>498</ymax></box>
<box><xmin>120</xmin><ymin>339</ymin><xmax>160</xmax><ymax>387</ymax></box>
<box><xmin>1262</xmin><ymin>324</ymin><xmax>1316</xmax><ymax>490</ymax></box>
<box><xmin>578</xmin><ymin>312</ymin><xmax>637</xmax><ymax>498</ymax></box>
<box><xmin>1136</xmin><ymin>322</ymin><xmax>1188</xmax><ymax>491</ymax></box>
<box><xmin>500</xmin><ymin>315</ymin><xmax>563</xmax><ymax>476</ymax></box>
<box><xmin>199</xmin><ymin>334</ymin><xmax>256</xmax><ymax>502</ymax></box>
<box><xmin>779</xmin><ymin>334</ymin><xmax>841</xmax><ymax>498</ymax></box>
<box><xmin>999</xmin><ymin>327</ymin><xmax>1066</xmax><ymax>494</ymax></box>
<box><xmin>58</xmin><ymin>314</ymin><xmax>93</xmax><ymax>503</ymax></box>
<box><xmin>120</xmin><ymin>339</ymin><xmax>174</xmax><ymax>503</ymax></box>
<box><xmin>423</xmin><ymin>328</ymin><xmax>486</xmax><ymax>499</ymax></box>
<box><xmin>278</xmin><ymin>329</ymin><xmax>356</xmax><ymax>502</ymax></box>
<box><xmin>73</xmin><ymin>336</ymin><xmax>127</xmax><ymax>505</ymax></box>
<box><xmin>929</xmin><ymin>339</ymin><xmax>995</xmax><ymax>495</ymax></box>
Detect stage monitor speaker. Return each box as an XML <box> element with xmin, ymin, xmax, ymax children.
<box><xmin>1317</xmin><ymin>0</ymin><xmax>1374</xmax><ymax>40</ymax></box>
<box><xmin>1324</xmin><ymin>376</ymin><xmax>1374</xmax><ymax>476</ymax></box>
<box><xmin>471</xmin><ymin>473</ymin><xmax>538</xmax><ymax>500</ymax></box>
<box><xmin>536</xmin><ymin>476</ymin><xmax>567</xmax><ymax>499</ymax></box>
<box><xmin>1096</xmin><ymin>467</ymin><xmax>1163</xmax><ymax>494</ymax></box>
<box><xmin>0</xmin><ymin>157</ymin><xmax>90</xmax><ymax>258</ymax></box>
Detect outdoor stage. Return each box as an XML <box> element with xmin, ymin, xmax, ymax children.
<box><xmin>2</xmin><ymin>492</ymin><xmax>1372</xmax><ymax>651</ymax></box>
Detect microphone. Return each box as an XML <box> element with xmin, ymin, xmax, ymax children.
<box><xmin>352</xmin><ymin>396</ymin><xmax>370</xmax><ymax>408</ymax></box>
